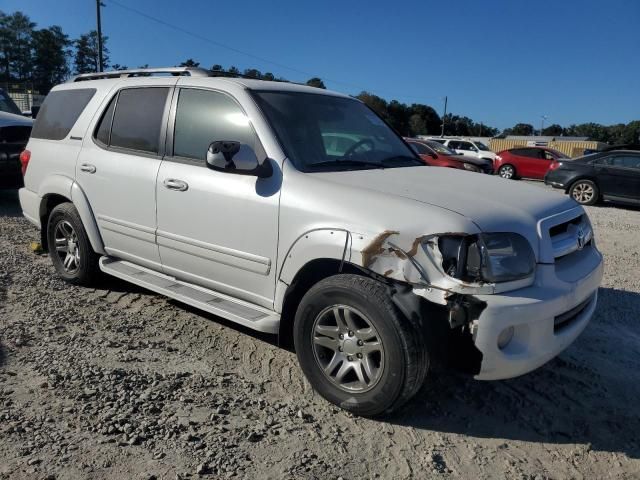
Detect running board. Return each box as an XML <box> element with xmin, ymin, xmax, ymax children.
<box><xmin>99</xmin><ymin>257</ymin><xmax>280</xmax><ymax>334</ymax></box>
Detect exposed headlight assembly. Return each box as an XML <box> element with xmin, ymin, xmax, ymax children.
<box><xmin>437</xmin><ymin>233</ymin><xmax>535</xmax><ymax>283</ymax></box>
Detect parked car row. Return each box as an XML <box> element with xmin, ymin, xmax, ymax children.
<box><xmin>404</xmin><ymin>138</ymin><xmax>493</xmax><ymax>173</ymax></box>
<box><xmin>403</xmin><ymin>138</ymin><xmax>640</xmax><ymax>207</ymax></box>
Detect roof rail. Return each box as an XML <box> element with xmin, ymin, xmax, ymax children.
<box><xmin>71</xmin><ymin>67</ymin><xmax>212</xmax><ymax>82</ymax></box>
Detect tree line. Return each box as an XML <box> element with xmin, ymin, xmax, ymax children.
<box><xmin>2</xmin><ymin>9</ymin><xmax>637</xmax><ymax>143</ymax></box>
<box><xmin>503</xmin><ymin>122</ymin><xmax>640</xmax><ymax>145</ymax></box>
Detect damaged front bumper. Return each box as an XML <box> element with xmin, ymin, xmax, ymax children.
<box><xmin>469</xmin><ymin>246</ymin><xmax>603</xmax><ymax>380</ymax></box>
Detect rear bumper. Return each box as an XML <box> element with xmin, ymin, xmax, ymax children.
<box><xmin>19</xmin><ymin>187</ymin><xmax>40</xmax><ymax>227</ymax></box>
<box><xmin>472</xmin><ymin>246</ymin><xmax>603</xmax><ymax>380</ymax></box>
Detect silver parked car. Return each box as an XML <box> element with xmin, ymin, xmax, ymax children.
<box><xmin>19</xmin><ymin>67</ymin><xmax>603</xmax><ymax>416</ymax></box>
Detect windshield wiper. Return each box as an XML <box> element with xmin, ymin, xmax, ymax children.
<box><xmin>381</xmin><ymin>155</ymin><xmax>424</xmax><ymax>166</ymax></box>
<box><xmin>308</xmin><ymin>159</ymin><xmax>385</xmax><ymax>170</ymax></box>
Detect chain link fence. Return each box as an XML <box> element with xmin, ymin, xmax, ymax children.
<box><xmin>0</xmin><ymin>82</ymin><xmax>45</xmax><ymax>113</ymax></box>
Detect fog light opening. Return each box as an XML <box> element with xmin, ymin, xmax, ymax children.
<box><xmin>497</xmin><ymin>326</ymin><xmax>515</xmax><ymax>350</ymax></box>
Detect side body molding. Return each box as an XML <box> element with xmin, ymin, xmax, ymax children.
<box><xmin>70</xmin><ymin>181</ymin><xmax>106</xmax><ymax>255</ymax></box>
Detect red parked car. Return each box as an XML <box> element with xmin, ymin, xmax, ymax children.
<box><xmin>405</xmin><ymin>138</ymin><xmax>493</xmax><ymax>174</ymax></box>
<box><xmin>494</xmin><ymin>146</ymin><xmax>569</xmax><ymax>180</ymax></box>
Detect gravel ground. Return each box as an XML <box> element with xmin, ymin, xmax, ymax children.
<box><xmin>1</xmin><ymin>183</ymin><xmax>639</xmax><ymax>480</ymax></box>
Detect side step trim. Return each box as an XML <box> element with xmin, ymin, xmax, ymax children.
<box><xmin>99</xmin><ymin>257</ymin><xmax>279</xmax><ymax>334</ymax></box>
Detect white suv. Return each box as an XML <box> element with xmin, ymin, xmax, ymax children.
<box><xmin>20</xmin><ymin>68</ymin><xmax>603</xmax><ymax>416</ymax></box>
<box><xmin>429</xmin><ymin>137</ymin><xmax>497</xmax><ymax>163</ymax></box>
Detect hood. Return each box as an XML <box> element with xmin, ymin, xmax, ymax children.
<box><xmin>311</xmin><ymin>166</ymin><xmax>578</xmax><ymax>257</ymax></box>
<box><xmin>0</xmin><ymin>111</ymin><xmax>33</xmax><ymax>128</ymax></box>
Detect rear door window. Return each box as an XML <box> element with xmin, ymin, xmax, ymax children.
<box><xmin>31</xmin><ymin>88</ymin><xmax>96</xmax><ymax>140</ymax></box>
<box><xmin>110</xmin><ymin>87</ymin><xmax>169</xmax><ymax>154</ymax></box>
<box><xmin>448</xmin><ymin>141</ymin><xmax>461</xmax><ymax>149</ymax></box>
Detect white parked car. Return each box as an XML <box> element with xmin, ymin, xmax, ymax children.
<box><xmin>429</xmin><ymin>137</ymin><xmax>497</xmax><ymax>163</ymax></box>
<box><xmin>20</xmin><ymin>68</ymin><xmax>603</xmax><ymax>416</ymax></box>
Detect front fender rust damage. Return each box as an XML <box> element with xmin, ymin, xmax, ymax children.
<box><xmin>360</xmin><ymin>230</ymin><xmax>399</xmax><ymax>268</ymax></box>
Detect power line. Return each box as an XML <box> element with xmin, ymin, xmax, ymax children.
<box><xmin>104</xmin><ymin>0</ymin><xmax>439</xmax><ymax>104</ymax></box>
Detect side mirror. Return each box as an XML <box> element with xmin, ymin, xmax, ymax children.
<box><xmin>206</xmin><ymin>141</ymin><xmax>272</xmax><ymax>178</ymax></box>
<box><xmin>429</xmin><ymin>152</ymin><xmax>437</xmax><ymax>158</ymax></box>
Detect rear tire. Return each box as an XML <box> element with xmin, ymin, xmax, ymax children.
<box><xmin>498</xmin><ymin>164</ymin><xmax>516</xmax><ymax>179</ymax></box>
<box><xmin>47</xmin><ymin>202</ymin><xmax>101</xmax><ymax>286</ymax></box>
<box><xmin>569</xmin><ymin>179</ymin><xmax>599</xmax><ymax>205</ymax></box>
<box><xmin>293</xmin><ymin>274</ymin><xmax>429</xmax><ymax>416</ymax></box>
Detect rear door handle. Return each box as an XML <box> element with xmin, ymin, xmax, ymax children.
<box><xmin>80</xmin><ymin>163</ymin><xmax>96</xmax><ymax>174</ymax></box>
<box><xmin>163</xmin><ymin>178</ymin><xmax>189</xmax><ymax>191</ymax></box>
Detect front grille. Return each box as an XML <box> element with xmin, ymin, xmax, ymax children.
<box><xmin>554</xmin><ymin>294</ymin><xmax>595</xmax><ymax>333</ymax></box>
<box><xmin>548</xmin><ymin>214</ymin><xmax>593</xmax><ymax>260</ymax></box>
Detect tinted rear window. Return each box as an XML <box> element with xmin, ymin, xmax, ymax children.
<box><xmin>110</xmin><ymin>88</ymin><xmax>169</xmax><ymax>154</ymax></box>
<box><xmin>31</xmin><ymin>89</ymin><xmax>96</xmax><ymax>140</ymax></box>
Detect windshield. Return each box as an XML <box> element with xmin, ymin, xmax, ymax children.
<box><xmin>474</xmin><ymin>141</ymin><xmax>491</xmax><ymax>151</ymax></box>
<box><xmin>426</xmin><ymin>140</ymin><xmax>456</xmax><ymax>155</ymax></box>
<box><xmin>252</xmin><ymin>91</ymin><xmax>421</xmax><ymax>171</ymax></box>
<box><xmin>0</xmin><ymin>90</ymin><xmax>22</xmax><ymax>115</ymax></box>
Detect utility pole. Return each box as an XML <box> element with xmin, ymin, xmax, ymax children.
<box><xmin>96</xmin><ymin>0</ymin><xmax>104</xmax><ymax>72</ymax></box>
<box><xmin>540</xmin><ymin>115</ymin><xmax>548</xmax><ymax>136</ymax></box>
<box><xmin>440</xmin><ymin>96</ymin><xmax>448</xmax><ymax>137</ymax></box>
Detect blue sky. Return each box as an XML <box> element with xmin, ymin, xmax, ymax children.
<box><xmin>7</xmin><ymin>0</ymin><xmax>640</xmax><ymax>130</ymax></box>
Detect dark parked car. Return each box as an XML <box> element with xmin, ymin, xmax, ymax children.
<box><xmin>495</xmin><ymin>147</ymin><xmax>569</xmax><ymax>180</ymax></box>
<box><xmin>0</xmin><ymin>88</ymin><xmax>32</xmax><ymax>189</ymax></box>
<box><xmin>405</xmin><ymin>138</ymin><xmax>493</xmax><ymax>173</ymax></box>
<box><xmin>545</xmin><ymin>150</ymin><xmax>640</xmax><ymax>206</ymax></box>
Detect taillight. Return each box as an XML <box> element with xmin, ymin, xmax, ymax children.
<box><xmin>20</xmin><ymin>149</ymin><xmax>31</xmax><ymax>176</ymax></box>
<box><xmin>549</xmin><ymin>160</ymin><xmax>561</xmax><ymax>171</ymax></box>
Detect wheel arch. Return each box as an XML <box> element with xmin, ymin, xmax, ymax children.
<box><xmin>38</xmin><ymin>179</ymin><xmax>105</xmax><ymax>255</ymax></box>
<box><xmin>566</xmin><ymin>175</ymin><xmax>600</xmax><ymax>194</ymax></box>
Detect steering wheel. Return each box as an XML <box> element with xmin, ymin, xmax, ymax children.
<box><xmin>343</xmin><ymin>138</ymin><xmax>375</xmax><ymax>158</ymax></box>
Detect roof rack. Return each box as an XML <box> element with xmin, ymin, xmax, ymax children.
<box><xmin>71</xmin><ymin>67</ymin><xmax>212</xmax><ymax>82</ymax></box>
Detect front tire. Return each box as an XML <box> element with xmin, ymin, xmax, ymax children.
<box><xmin>498</xmin><ymin>164</ymin><xmax>516</xmax><ymax>179</ymax></box>
<box><xmin>569</xmin><ymin>179</ymin><xmax>599</xmax><ymax>205</ymax></box>
<box><xmin>293</xmin><ymin>274</ymin><xmax>429</xmax><ymax>416</ymax></box>
<box><xmin>47</xmin><ymin>202</ymin><xmax>101</xmax><ymax>285</ymax></box>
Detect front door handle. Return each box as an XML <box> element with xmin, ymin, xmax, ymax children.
<box><xmin>80</xmin><ymin>163</ymin><xmax>96</xmax><ymax>174</ymax></box>
<box><xmin>163</xmin><ymin>178</ymin><xmax>189</xmax><ymax>191</ymax></box>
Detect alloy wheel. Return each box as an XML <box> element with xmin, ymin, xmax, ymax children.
<box><xmin>53</xmin><ymin>220</ymin><xmax>81</xmax><ymax>273</ymax></box>
<box><xmin>572</xmin><ymin>183</ymin><xmax>595</xmax><ymax>203</ymax></box>
<box><xmin>499</xmin><ymin>165</ymin><xmax>514</xmax><ymax>179</ymax></box>
<box><xmin>311</xmin><ymin>305</ymin><xmax>385</xmax><ymax>393</ymax></box>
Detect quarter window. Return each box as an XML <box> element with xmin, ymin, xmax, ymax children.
<box><xmin>173</xmin><ymin>88</ymin><xmax>261</xmax><ymax>161</ymax></box>
<box><xmin>31</xmin><ymin>88</ymin><xmax>96</xmax><ymax>140</ymax></box>
<box><xmin>109</xmin><ymin>88</ymin><xmax>169</xmax><ymax>153</ymax></box>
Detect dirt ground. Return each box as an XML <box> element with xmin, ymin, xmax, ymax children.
<box><xmin>1</xmin><ymin>183</ymin><xmax>639</xmax><ymax>480</ymax></box>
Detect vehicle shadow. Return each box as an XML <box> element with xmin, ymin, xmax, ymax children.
<box><xmin>0</xmin><ymin>189</ymin><xmax>22</xmax><ymax>218</ymax></box>
<box><xmin>387</xmin><ymin>286</ymin><xmax>640</xmax><ymax>458</ymax></box>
